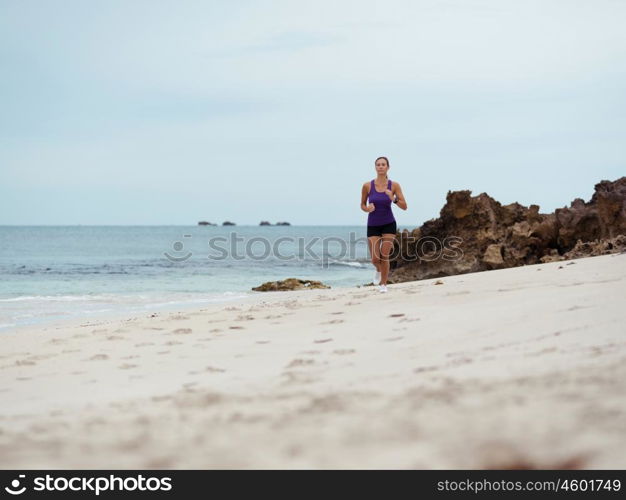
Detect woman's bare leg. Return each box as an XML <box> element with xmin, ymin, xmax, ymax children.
<box><xmin>368</xmin><ymin>236</ymin><xmax>382</xmax><ymax>278</ymax></box>
<box><xmin>379</xmin><ymin>234</ymin><xmax>395</xmax><ymax>285</ymax></box>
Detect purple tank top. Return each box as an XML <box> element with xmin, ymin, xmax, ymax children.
<box><xmin>367</xmin><ymin>178</ymin><xmax>396</xmax><ymax>225</ymax></box>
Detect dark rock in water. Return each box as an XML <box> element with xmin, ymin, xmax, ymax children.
<box><xmin>275</xmin><ymin>221</ymin><xmax>291</xmax><ymax>226</ymax></box>
<box><xmin>389</xmin><ymin>176</ymin><xmax>626</xmax><ymax>283</ymax></box>
<box><xmin>222</xmin><ymin>221</ymin><xmax>236</xmax><ymax>226</ymax></box>
<box><xmin>259</xmin><ymin>221</ymin><xmax>271</xmax><ymax>226</ymax></box>
<box><xmin>252</xmin><ymin>278</ymin><xmax>330</xmax><ymax>291</ymax></box>
<box><xmin>198</xmin><ymin>221</ymin><xmax>217</xmax><ymax>226</ymax></box>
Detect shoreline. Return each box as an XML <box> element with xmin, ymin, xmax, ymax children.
<box><xmin>1</xmin><ymin>252</ymin><xmax>625</xmax><ymax>468</ymax></box>
<box><xmin>0</xmin><ymin>253</ymin><xmax>594</xmax><ymax>336</ymax></box>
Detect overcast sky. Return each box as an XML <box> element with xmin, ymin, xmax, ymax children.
<box><xmin>1</xmin><ymin>0</ymin><xmax>625</xmax><ymax>226</ymax></box>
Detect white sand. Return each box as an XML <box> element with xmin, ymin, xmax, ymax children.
<box><xmin>1</xmin><ymin>253</ymin><xmax>625</xmax><ymax>469</ymax></box>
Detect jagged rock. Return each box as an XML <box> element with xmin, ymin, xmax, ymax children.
<box><xmin>390</xmin><ymin>177</ymin><xmax>626</xmax><ymax>282</ymax></box>
<box><xmin>555</xmin><ymin>178</ymin><xmax>626</xmax><ymax>249</ymax></box>
<box><xmin>482</xmin><ymin>244</ymin><xmax>504</xmax><ymax>268</ymax></box>
<box><xmin>259</xmin><ymin>221</ymin><xmax>271</xmax><ymax>226</ymax></box>
<box><xmin>222</xmin><ymin>221</ymin><xmax>236</xmax><ymax>226</ymax></box>
<box><xmin>276</xmin><ymin>221</ymin><xmax>291</xmax><ymax>226</ymax></box>
<box><xmin>562</xmin><ymin>234</ymin><xmax>626</xmax><ymax>259</ymax></box>
<box><xmin>539</xmin><ymin>249</ymin><xmax>562</xmax><ymax>264</ymax></box>
<box><xmin>252</xmin><ymin>278</ymin><xmax>330</xmax><ymax>291</ymax></box>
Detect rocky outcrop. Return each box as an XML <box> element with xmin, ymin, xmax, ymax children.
<box><xmin>259</xmin><ymin>221</ymin><xmax>271</xmax><ymax>226</ymax></box>
<box><xmin>390</xmin><ymin>177</ymin><xmax>626</xmax><ymax>283</ymax></box>
<box><xmin>222</xmin><ymin>221</ymin><xmax>236</xmax><ymax>226</ymax></box>
<box><xmin>198</xmin><ymin>221</ymin><xmax>217</xmax><ymax>226</ymax></box>
<box><xmin>276</xmin><ymin>221</ymin><xmax>291</xmax><ymax>226</ymax></box>
<box><xmin>252</xmin><ymin>278</ymin><xmax>330</xmax><ymax>291</ymax></box>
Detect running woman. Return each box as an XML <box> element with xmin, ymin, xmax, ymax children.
<box><xmin>360</xmin><ymin>156</ymin><xmax>408</xmax><ymax>293</ymax></box>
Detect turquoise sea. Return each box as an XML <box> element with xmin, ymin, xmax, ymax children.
<box><xmin>0</xmin><ymin>225</ymin><xmax>416</xmax><ymax>331</ymax></box>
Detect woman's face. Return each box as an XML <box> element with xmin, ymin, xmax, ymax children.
<box><xmin>375</xmin><ymin>159</ymin><xmax>389</xmax><ymax>175</ymax></box>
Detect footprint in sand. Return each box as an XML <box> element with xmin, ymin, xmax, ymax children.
<box><xmin>164</xmin><ymin>341</ymin><xmax>183</xmax><ymax>346</ymax></box>
<box><xmin>16</xmin><ymin>376</ymin><xmax>32</xmax><ymax>381</ymax></box>
<box><xmin>414</xmin><ymin>365</ymin><xmax>438</xmax><ymax>373</ymax></box>
<box><xmin>15</xmin><ymin>359</ymin><xmax>36</xmax><ymax>366</ymax></box>
<box><xmin>525</xmin><ymin>347</ymin><xmax>558</xmax><ymax>357</ymax></box>
<box><xmin>229</xmin><ymin>325</ymin><xmax>245</xmax><ymax>330</ymax></box>
<box><xmin>235</xmin><ymin>314</ymin><xmax>255</xmax><ymax>321</ymax></box>
<box><xmin>264</xmin><ymin>314</ymin><xmax>283</xmax><ymax>319</ymax></box>
<box><xmin>88</xmin><ymin>354</ymin><xmax>109</xmax><ymax>361</ymax></box>
<box><xmin>157</xmin><ymin>351</ymin><xmax>171</xmax><ymax>355</ymax></box>
<box><xmin>151</xmin><ymin>394</ymin><xmax>173</xmax><ymax>402</ymax></box>
<box><xmin>30</xmin><ymin>354</ymin><xmax>53</xmax><ymax>361</ymax></box>
<box><xmin>72</xmin><ymin>333</ymin><xmax>89</xmax><ymax>339</ymax></box>
<box><xmin>330</xmin><ymin>312</ymin><xmax>344</xmax><ymax>315</ymax></box>
<box><xmin>209</xmin><ymin>328</ymin><xmax>222</xmax><ymax>333</ymax></box>
<box><xmin>398</xmin><ymin>316</ymin><xmax>420</xmax><ymax>323</ymax></box>
<box><xmin>172</xmin><ymin>328</ymin><xmax>193</xmax><ymax>335</ymax></box>
<box><xmin>344</xmin><ymin>301</ymin><xmax>361</xmax><ymax>306</ymax></box>
<box><xmin>170</xmin><ymin>315</ymin><xmax>190</xmax><ymax>320</ymax></box>
<box><xmin>106</xmin><ymin>335</ymin><xmax>125</xmax><ymax>341</ymax></box>
<box><xmin>314</xmin><ymin>295</ymin><xmax>336</xmax><ymax>302</ymax></box>
<box><xmin>320</xmin><ymin>319</ymin><xmax>344</xmax><ymax>324</ymax></box>
<box><xmin>299</xmin><ymin>350</ymin><xmax>320</xmax><ymax>354</ymax></box>
<box><xmin>314</xmin><ymin>338</ymin><xmax>333</xmax><ymax>344</ymax></box>
<box><xmin>134</xmin><ymin>342</ymin><xmax>155</xmax><ymax>347</ymax></box>
<box><xmin>388</xmin><ymin>313</ymin><xmax>405</xmax><ymax>318</ymax></box>
<box><xmin>280</xmin><ymin>371</ymin><xmax>316</xmax><ymax>385</ymax></box>
<box><xmin>121</xmin><ymin>355</ymin><xmax>140</xmax><ymax>360</ymax></box>
<box><xmin>205</xmin><ymin>366</ymin><xmax>226</xmax><ymax>373</ymax></box>
<box><xmin>256</xmin><ymin>340</ymin><xmax>271</xmax><ymax>344</ymax></box>
<box><xmin>447</xmin><ymin>356</ymin><xmax>473</xmax><ymax>366</ymax></box>
<box><xmin>567</xmin><ymin>305</ymin><xmax>591</xmax><ymax>311</ymax></box>
<box><xmin>286</xmin><ymin>358</ymin><xmax>315</xmax><ymax>368</ymax></box>
<box><xmin>333</xmin><ymin>349</ymin><xmax>356</xmax><ymax>355</ymax></box>
<box><xmin>383</xmin><ymin>336</ymin><xmax>404</xmax><ymax>342</ymax></box>
<box><xmin>119</xmin><ymin>363</ymin><xmax>138</xmax><ymax>369</ymax></box>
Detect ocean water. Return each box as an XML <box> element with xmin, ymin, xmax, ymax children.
<box><xmin>0</xmin><ymin>225</ymin><xmax>416</xmax><ymax>331</ymax></box>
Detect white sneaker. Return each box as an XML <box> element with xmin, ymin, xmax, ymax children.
<box><xmin>374</xmin><ymin>270</ymin><xmax>381</xmax><ymax>284</ymax></box>
<box><xmin>378</xmin><ymin>284</ymin><xmax>388</xmax><ymax>293</ymax></box>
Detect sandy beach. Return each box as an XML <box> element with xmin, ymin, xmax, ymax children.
<box><xmin>1</xmin><ymin>252</ymin><xmax>625</xmax><ymax>469</ymax></box>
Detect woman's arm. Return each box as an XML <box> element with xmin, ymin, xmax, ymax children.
<box><xmin>361</xmin><ymin>182</ymin><xmax>374</xmax><ymax>212</ymax></box>
<box><xmin>392</xmin><ymin>182</ymin><xmax>408</xmax><ymax>210</ymax></box>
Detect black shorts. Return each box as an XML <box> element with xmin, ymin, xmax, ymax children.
<box><xmin>367</xmin><ymin>220</ymin><xmax>397</xmax><ymax>237</ymax></box>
